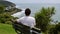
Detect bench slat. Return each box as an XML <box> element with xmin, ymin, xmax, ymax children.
<box><xmin>12</xmin><ymin>22</ymin><xmax>41</xmax><ymax>34</ymax></box>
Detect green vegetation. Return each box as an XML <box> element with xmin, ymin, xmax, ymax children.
<box><xmin>0</xmin><ymin>5</ymin><xmax>19</xmax><ymax>24</ymax></box>
<box><xmin>0</xmin><ymin>2</ymin><xmax>22</xmax><ymax>34</ymax></box>
<box><xmin>35</xmin><ymin>7</ymin><xmax>60</xmax><ymax>34</ymax></box>
<box><xmin>35</xmin><ymin>7</ymin><xmax>55</xmax><ymax>32</ymax></box>
<box><xmin>0</xmin><ymin>1</ymin><xmax>21</xmax><ymax>34</ymax></box>
<box><xmin>0</xmin><ymin>23</ymin><xmax>16</xmax><ymax>34</ymax></box>
<box><xmin>0</xmin><ymin>1</ymin><xmax>60</xmax><ymax>34</ymax></box>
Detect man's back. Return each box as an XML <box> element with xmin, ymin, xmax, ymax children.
<box><xmin>17</xmin><ymin>16</ymin><xmax>36</xmax><ymax>28</ymax></box>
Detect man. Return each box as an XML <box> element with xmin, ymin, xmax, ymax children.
<box><xmin>12</xmin><ymin>8</ymin><xmax>36</xmax><ymax>34</ymax></box>
<box><xmin>17</xmin><ymin>8</ymin><xmax>36</xmax><ymax>28</ymax></box>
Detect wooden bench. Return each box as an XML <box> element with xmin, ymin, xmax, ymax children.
<box><xmin>12</xmin><ymin>22</ymin><xmax>41</xmax><ymax>34</ymax></box>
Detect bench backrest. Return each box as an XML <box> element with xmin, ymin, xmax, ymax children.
<box><xmin>12</xmin><ymin>22</ymin><xmax>41</xmax><ymax>34</ymax></box>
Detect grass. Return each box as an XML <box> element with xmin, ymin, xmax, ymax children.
<box><xmin>0</xmin><ymin>23</ymin><xmax>16</xmax><ymax>34</ymax></box>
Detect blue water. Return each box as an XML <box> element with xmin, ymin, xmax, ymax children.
<box><xmin>13</xmin><ymin>3</ymin><xmax>60</xmax><ymax>22</ymax></box>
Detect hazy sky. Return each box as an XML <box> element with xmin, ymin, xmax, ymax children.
<box><xmin>7</xmin><ymin>0</ymin><xmax>60</xmax><ymax>4</ymax></box>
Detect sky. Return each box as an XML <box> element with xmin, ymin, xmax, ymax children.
<box><xmin>7</xmin><ymin>0</ymin><xmax>60</xmax><ymax>4</ymax></box>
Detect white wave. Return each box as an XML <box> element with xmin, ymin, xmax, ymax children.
<box><xmin>11</xmin><ymin>9</ymin><xmax>25</xmax><ymax>18</ymax></box>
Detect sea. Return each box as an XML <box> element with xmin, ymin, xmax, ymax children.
<box><xmin>12</xmin><ymin>3</ymin><xmax>60</xmax><ymax>22</ymax></box>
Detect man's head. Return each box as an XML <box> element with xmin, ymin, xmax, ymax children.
<box><xmin>25</xmin><ymin>8</ymin><xmax>31</xmax><ymax>16</ymax></box>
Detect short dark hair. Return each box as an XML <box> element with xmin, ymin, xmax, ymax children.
<box><xmin>25</xmin><ymin>8</ymin><xmax>31</xmax><ymax>16</ymax></box>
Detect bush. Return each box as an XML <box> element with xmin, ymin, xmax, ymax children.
<box><xmin>5</xmin><ymin>21</ymin><xmax>12</xmax><ymax>25</ymax></box>
<box><xmin>35</xmin><ymin>7</ymin><xmax>55</xmax><ymax>32</ymax></box>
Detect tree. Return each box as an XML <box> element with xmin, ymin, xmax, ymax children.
<box><xmin>49</xmin><ymin>22</ymin><xmax>60</xmax><ymax>34</ymax></box>
<box><xmin>0</xmin><ymin>5</ymin><xmax>19</xmax><ymax>24</ymax></box>
<box><xmin>35</xmin><ymin>7</ymin><xmax>55</xmax><ymax>33</ymax></box>
<box><xmin>49</xmin><ymin>27</ymin><xmax>58</xmax><ymax>34</ymax></box>
<box><xmin>55</xmin><ymin>22</ymin><xmax>60</xmax><ymax>31</ymax></box>
<box><xmin>0</xmin><ymin>5</ymin><xmax>5</xmax><ymax>13</ymax></box>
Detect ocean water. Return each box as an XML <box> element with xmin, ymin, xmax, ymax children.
<box><xmin>12</xmin><ymin>3</ymin><xmax>60</xmax><ymax>22</ymax></box>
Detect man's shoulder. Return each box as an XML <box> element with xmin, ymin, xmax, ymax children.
<box><xmin>20</xmin><ymin>17</ymin><xmax>25</xmax><ymax>19</ymax></box>
<box><xmin>18</xmin><ymin>17</ymin><xmax>24</xmax><ymax>20</ymax></box>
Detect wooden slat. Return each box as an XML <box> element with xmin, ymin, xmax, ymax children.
<box><xmin>32</xmin><ymin>27</ymin><xmax>41</xmax><ymax>33</ymax></box>
<box><xmin>12</xmin><ymin>22</ymin><xmax>41</xmax><ymax>34</ymax></box>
